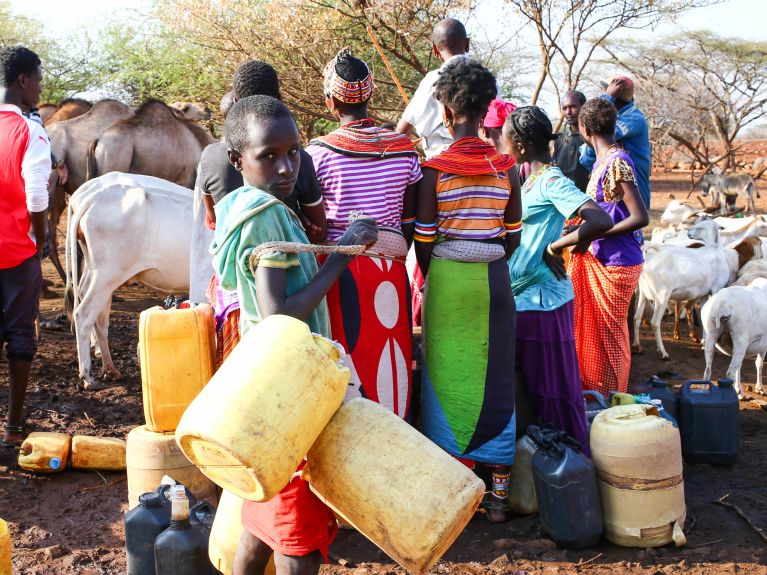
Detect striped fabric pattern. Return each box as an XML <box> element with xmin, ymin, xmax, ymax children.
<box><xmin>435</xmin><ymin>172</ymin><xmax>511</xmax><ymax>240</ymax></box>
<box><xmin>307</xmin><ymin>144</ymin><xmax>422</xmax><ymax>241</ymax></box>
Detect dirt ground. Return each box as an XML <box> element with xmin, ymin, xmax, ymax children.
<box><xmin>1</xmin><ymin>171</ymin><xmax>767</xmax><ymax>575</ymax></box>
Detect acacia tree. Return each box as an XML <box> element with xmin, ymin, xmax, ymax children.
<box><xmin>606</xmin><ymin>31</ymin><xmax>767</xmax><ymax>184</ymax></box>
<box><xmin>505</xmin><ymin>0</ymin><xmax>717</xmax><ymax>124</ymax></box>
<box><xmin>151</xmin><ymin>0</ymin><xmax>477</xmax><ymax>138</ymax></box>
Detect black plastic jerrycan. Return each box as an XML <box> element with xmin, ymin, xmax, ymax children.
<box><xmin>125</xmin><ymin>484</ymin><xmax>199</xmax><ymax>575</ymax></box>
<box><xmin>648</xmin><ymin>377</ymin><xmax>678</xmax><ymax>420</ymax></box>
<box><xmin>679</xmin><ymin>378</ymin><xmax>739</xmax><ymax>465</ymax></box>
<box><xmin>154</xmin><ymin>488</ymin><xmax>216</xmax><ymax>575</ymax></box>
<box><xmin>528</xmin><ymin>425</ymin><xmax>603</xmax><ymax>549</ymax></box>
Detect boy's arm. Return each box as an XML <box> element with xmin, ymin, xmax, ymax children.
<box><xmin>254</xmin><ymin>218</ymin><xmax>378</xmax><ymax>321</ymax></box>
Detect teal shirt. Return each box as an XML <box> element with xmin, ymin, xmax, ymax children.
<box><xmin>210</xmin><ymin>186</ymin><xmax>330</xmax><ymax>337</ymax></box>
<box><xmin>508</xmin><ymin>166</ymin><xmax>590</xmax><ymax>312</ymax></box>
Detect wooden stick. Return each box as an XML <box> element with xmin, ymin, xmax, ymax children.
<box><xmin>366</xmin><ymin>26</ymin><xmax>410</xmax><ymax>106</ymax></box>
<box><xmin>76</xmin><ymin>477</ymin><xmax>125</xmax><ymax>493</ymax></box>
<box><xmin>715</xmin><ymin>494</ymin><xmax>767</xmax><ymax>544</ymax></box>
<box><xmin>688</xmin><ymin>538</ymin><xmax>723</xmax><ymax>549</ymax></box>
<box><xmin>577</xmin><ymin>552</ymin><xmax>603</xmax><ymax>565</ymax></box>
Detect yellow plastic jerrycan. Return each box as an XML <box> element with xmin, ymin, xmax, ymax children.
<box><xmin>139</xmin><ymin>305</ymin><xmax>216</xmax><ymax>432</ymax></box>
<box><xmin>70</xmin><ymin>436</ymin><xmax>126</xmax><ymax>471</ymax></box>
<box><xmin>611</xmin><ymin>392</ymin><xmax>636</xmax><ymax>406</ymax></box>
<box><xmin>18</xmin><ymin>432</ymin><xmax>71</xmax><ymax>473</ymax></box>
<box><xmin>209</xmin><ymin>491</ymin><xmax>275</xmax><ymax>575</ymax></box>
<box><xmin>126</xmin><ymin>425</ymin><xmax>217</xmax><ymax>509</ymax></box>
<box><xmin>176</xmin><ymin>315</ymin><xmax>349</xmax><ymax>502</ymax></box>
<box><xmin>303</xmin><ymin>398</ymin><xmax>485</xmax><ymax>575</ymax></box>
<box><xmin>591</xmin><ymin>404</ymin><xmax>686</xmax><ymax>548</ymax></box>
<box><xmin>0</xmin><ymin>518</ymin><xmax>10</xmax><ymax>575</ymax></box>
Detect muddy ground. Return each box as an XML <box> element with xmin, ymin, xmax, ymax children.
<box><xmin>1</xmin><ymin>172</ymin><xmax>766</xmax><ymax>575</ymax></box>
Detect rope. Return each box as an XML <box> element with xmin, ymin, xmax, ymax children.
<box><xmin>249</xmin><ymin>242</ymin><xmax>366</xmax><ymax>273</ymax></box>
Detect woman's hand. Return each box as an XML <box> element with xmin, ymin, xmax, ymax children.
<box><xmin>543</xmin><ymin>247</ymin><xmax>567</xmax><ymax>280</ymax></box>
<box><xmin>338</xmin><ymin>217</ymin><xmax>378</xmax><ymax>248</ymax></box>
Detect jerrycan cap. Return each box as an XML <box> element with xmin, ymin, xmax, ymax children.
<box><xmin>717</xmin><ymin>377</ymin><xmax>734</xmax><ymax>387</ymax></box>
<box><xmin>48</xmin><ymin>457</ymin><xmax>62</xmax><ymax>470</ymax></box>
<box><xmin>139</xmin><ymin>492</ymin><xmax>163</xmax><ymax>507</ymax></box>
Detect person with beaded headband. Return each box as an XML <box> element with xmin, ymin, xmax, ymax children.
<box><xmin>414</xmin><ymin>58</ymin><xmax>521</xmax><ymax>523</ymax></box>
<box><xmin>306</xmin><ymin>48</ymin><xmax>421</xmax><ymax>419</ymax></box>
<box><xmin>503</xmin><ymin>106</ymin><xmax>612</xmax><ymax>455</ymax></box>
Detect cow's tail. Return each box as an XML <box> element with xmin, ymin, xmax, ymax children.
<box><xmin>64</xmin><ymin>196</ymin><xmax>82</xmax><ymax>328</ymax></box>
<box><xmin>85</xmin><ymin>138</ymin><xmax>98</xmax><ymax>181</ymax></box>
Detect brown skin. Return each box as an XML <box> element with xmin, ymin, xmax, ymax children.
<box><xmin>324</xmin><ymin>95</ymin><xmax>416</xmax><ymax>246</ymax></box>
<box><xmin>502</xmin><ymin>123</ymin><xmax>613</xmax><ymax>280</ymax></box>
<box><xmin>479</xmin><ymin>125</ymin><xmax>505</xmax><ymax>152</ymax></box>
<box><xmin>395</xmin><ymin>36</ymin><xmax>470</xmax><ymax>137</ymax></box>
<box><xmin>228</xmin><ymin>114</ymin><xmax>376</xmax><ymax>574</ymax></box>
<box><xmin>561</xmin><ymin>93</ymin><xmax>584</xmax><ymax>129</ymax></box>
<box><xmin>605</xmin><ymin>77</ymin><xmax>632</xmax><ymax>109</ymax></box>
<box><xmin>1</xmin><ymin>64</ymin><xmax>46</xmax><ymax>445</ymax></box>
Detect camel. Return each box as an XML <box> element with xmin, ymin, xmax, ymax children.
<box><xmin>86</xmin><ymin>100</ymin><xmax>216</xmax><ymax>189</ymax></box>
<box><xmin>46</xmin><ymin>99</ymin><xmax>134</xmax><ymax>282</ymax></box>
<box><xmin>37</xmin><ymin>103</ymin><xmax>58</xmax><ymax>124</ymax></box>
<box><xmin>44</xmin><ymin>98</ymin><xmax>93</xmax><ymax>126</ymax></box>
<box><xmin>169</xmin><ymin>101</ymin><xmax>212</xmax><ymax>122</ymax></box>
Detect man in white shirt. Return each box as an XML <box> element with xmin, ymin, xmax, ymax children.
<box><xmin>396</xmin><ymin>18</ymin><xmax>469</xmax><ymax>158</ymax></box>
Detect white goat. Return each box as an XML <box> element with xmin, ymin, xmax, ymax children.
<box><xmin>634</xmin><ymin>220</ymin><xmax>730</xmax><ymax>359</ymax></box>
<box><xmin>702</xmin><ymin>278</ymin><xmax>767</xmax><ymax>399</ymax></box>
<box><xmin>660</xmin><ymin>200</ymin><xmax>700</xmax><ymax>227</ymax></box>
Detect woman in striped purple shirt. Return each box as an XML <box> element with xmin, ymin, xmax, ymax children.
<box><xmin>306</xmin><ymin>49</ymin><xmax>421</xmax><ymax>420</ymax></box>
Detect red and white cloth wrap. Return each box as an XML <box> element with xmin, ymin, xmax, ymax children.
<box><xmin>319</xmin><ymin>229</ymin><xmax>412</xmax><ymax>418</ymax></box>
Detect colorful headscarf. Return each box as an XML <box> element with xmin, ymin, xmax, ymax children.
<box><xmin>483</xmin><ymin>98</ymin><xmax>518</xmax><ymax>129</ymax></box>
<box><xmin>323</xmin><ymin>48</ymin><xmax>374</xmax><ymax>105</ymax></box>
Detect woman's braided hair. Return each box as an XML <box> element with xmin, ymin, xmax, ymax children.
<box><xmin>434</xmin><ymin>58</ymin><xmax>497</xmax><ymax>122</ymax></box>
<box><xmin>505</xmin><ymin>105</ymin><xmax>557</xmax><ymax>151</ymax></box>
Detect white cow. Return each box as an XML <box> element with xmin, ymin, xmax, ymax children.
<box><xmin>702</xmin><ymin>278</ymin><xmax>767</xmax><ymax>399</ymax></box>
<box><xmin>66</xmin><ymin>172</ymin><xmax>193</xmax><ymax>389</ymax></box>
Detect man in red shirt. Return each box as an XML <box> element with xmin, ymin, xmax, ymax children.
<box><xmin>0</xmin><ymin>46</ymin><xmax>50</xmax><ymax>447</ymax></box>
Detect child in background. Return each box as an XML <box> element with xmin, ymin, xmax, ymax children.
<box><xmin>210</xmin><ymin>94</ymin><xmax>377</xmax><ymax>575</ymax></box>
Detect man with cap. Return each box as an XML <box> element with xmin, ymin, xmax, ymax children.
<box><xmin>580</xmin><ymin>75</ymin><xmax>651</xmax><ymax>207</ymax></box>
<box><xmin>396</xmin><ymin>18</ymin><xmax>469</xmax><ymax>159</ymax></box>
<box><xmin>553</xmin><ymin>90</ymin><xmax>589</xmax><ymax>192</ymax></box>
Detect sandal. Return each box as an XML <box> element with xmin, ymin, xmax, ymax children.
<box><xmin>481</xmin><ymin>493</ymin><xmax>511</xmax><ymax>524</ymax></box>
<box><xmin>1</xmin><ymin>420</ymin><xmax>31</xmax><ymax>449</ymax></box>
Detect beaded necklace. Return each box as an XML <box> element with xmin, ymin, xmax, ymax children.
<box><xmin>522</xmin><ymin>163</ymin><xmax>552</xmax><ymax>192</ymax></box>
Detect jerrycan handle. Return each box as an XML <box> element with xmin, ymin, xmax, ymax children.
<box><xmin>189</xmin><ymin>500</ymin><xmax>216</xmax><ymax>527</ymax></box>
<box><xmin>583</xmin><ymin>390</ymin><xmax>609</xmax><ymax>410</ymax></box>
<box><xmin>685</xmin><ymin>380</ymin><xmax>712</xmax><ymax>393</ymax></box>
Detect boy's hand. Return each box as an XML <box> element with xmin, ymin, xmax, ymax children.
<box><xmin>339</xmin><ymin>217</ymin><xmax>378</xmax><ymax>248</ymax></box>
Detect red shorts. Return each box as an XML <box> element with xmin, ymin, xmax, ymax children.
<box><xmin>241</xmin><ymin>472</ymin><xmax>337</xmax><ymax>560</ymax></box>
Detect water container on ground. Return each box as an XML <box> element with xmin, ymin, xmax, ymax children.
<box><xmin>71</xmin><ymin>436</ymin><xmax>126</xmax><ymax>470</ymax></box>
<box><xmin>507</xmin><ymin>435</ymin><xmax>538</xmax><ymax>514</ymax></box>
<box><xmin>175</xmin><ymin>315</ymin><xmax>350</xmax><ymax>502</ymax></box>
<box><xmin>0</xmin><ymin>518</ymin><xmax>10</xmax><ymax>575</ymax></box>
<box><xmin>303</xmin><ymin>398</ymin><xmax>485</xmax><ymax>575</ymax></box>
<box><xmin>18</xmin><ymin>432</ymin><xmax>70</xmax><ymax>473</ymax></box>
<box><xmin>679</xmin><ymin>378</ymin><xmax>739</xmax><ymax>465</ymax></box>
<box><xmin>591</xmin><ymin>404</ymin><xmax>686</xmax><ymax>548</ymax></box>
<box><xmin>208</xmin><ymin>490</ymin><xmax>276</xmax><ymax>575</ymax></box>
<box><xmin>139</xmin><ymin>305</ymin><xmax>216</xmax><ymax>432</ymax></box>
<box><xmin>125</xmin><ymin>491</ymin><xmax>170</xmax><ymax>575</ymax></box>
<box><xmin>154</xmin><ymin>486</ymin><xmax>216</xmax><ymax>575</ymax></box>
<box><xmin>529</xmin><ymin>425</ymin><xmax>603</xmax><ymax>549</ymax></box>
<box><xmin>648</xmin><ymin>378</ymin><xmax>678</xmax><ymax>420</ymax></box>
<box><xmin>127</xmin><ymin>425</ymin><xmax>217</xmax><ymax>509</ymax></box>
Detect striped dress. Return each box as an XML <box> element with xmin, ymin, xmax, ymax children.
<box><xmin>435</xmin><ymin>172</ymin><xmax>510</xmax><ymax>240</ymax></box>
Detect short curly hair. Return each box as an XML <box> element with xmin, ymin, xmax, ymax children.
<box><xmin>504</xmin><ymin>106</ymin><xmax>556</xmax><ymax>151</ymax></box>
<box><xmin>225</xmin><ymin>95</ymin><xmax>295</xmax><ymax>152</ymax></box>
<box><xmin>579</xmin><ymin>97</ymin><xmax>617</xmax><ymax>137</ymax></box>
<box><xmin>434</xmin><ymin>58</ymin><xmax>497</xmax><ymax>122</ymax></box>
<box><xmin>232</xmin><ymin>60</ymin><xmax>281</xmax><ymax>101</ymax></box>
<box><xmin>0</xmin><ymin>45</ymin><xmax>40</xmax><ymax>88</ymax></box>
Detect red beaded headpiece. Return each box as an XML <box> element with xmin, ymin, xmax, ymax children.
<box><xmin>323</xmin><ymin>48</ymin><xmax>374</xmax><ymax>104</ymax></box>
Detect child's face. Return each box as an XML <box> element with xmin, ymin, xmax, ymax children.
<box><xmin>235</xmin><ymin>116</ymin><xmax>301</xmax><ymax>198</ymax></box>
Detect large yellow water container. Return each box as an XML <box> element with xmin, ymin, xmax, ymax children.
<box><xmin>176</xmin><ymin>315</ymin><xmax>349</xmax><ymax>502</ymax></box>
<box><xmin>18</xmin><ymin>432</ymin><xmax>70</xmax><ymax>473</ymax></box>
<box><xmin>0</xmin><ymin>518</ymin><xmax>10</xmax><ymax>575</ymax></box>
<box><xmin>139</xmin><ymin>305</ymin><xmax>216</xmax><ymax>432</ymax></box>
<box><xmin>70</xmin><ymin>436</ymin><xmax>126</xmax><ymax>470</ymax></box>
<box><xmin>209</xmin><ymin>490</ymin><xmax>275</xmax><ymax>575</ymax></box>
<box><xmin>591</xmin><ymin>404</ymin><xmax>687</xmax><ymax>548</ymax></box>
<box><xmin>126</xmin><ymin>425</ymin><xmax>217</xmax><ymax>509</ymax></box>
<box><xmin>303</xmin><ymin>398</ymin><xmax>485</xmax><ymax>575</ymax></box>
<box><xmin>507</xmin><ymin>435</ymin><xmax>538</xmax><ymax>514</ymax></box>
